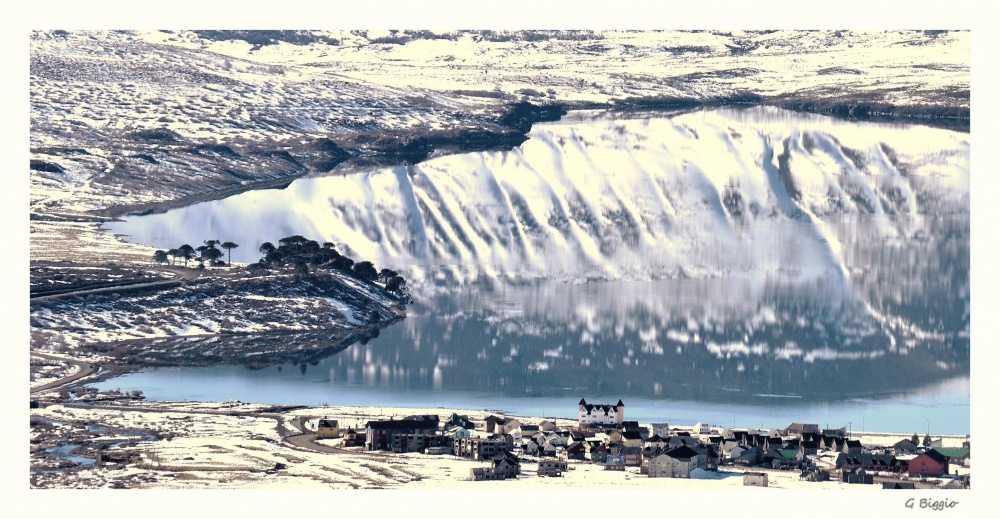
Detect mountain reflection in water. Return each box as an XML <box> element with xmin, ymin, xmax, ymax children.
<box><xmin>99</xmin><ymin>107</ymin><xmax>970</xmax><ymax>433</ymax></box>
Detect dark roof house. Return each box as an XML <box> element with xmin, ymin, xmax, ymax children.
<box><xmin>908</xmin><ymin>449</ymin><xmax>949</xmax><ymax>477</ymax></box>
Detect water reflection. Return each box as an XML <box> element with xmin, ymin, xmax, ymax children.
<box><xmin>98</xmin><ymin>107</ymin><xmax>970</xmax><ymax>432</ymax></box>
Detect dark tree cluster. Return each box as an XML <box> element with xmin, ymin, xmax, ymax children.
<box><xmin>153</xmin><ymin>239</ymin><xmax>239</xmax><ymax>268</ymax></box>
<box><xmin>256</xmin><ymin>235</ymin><xmax>411</xmax><ymax>303</ymax></box>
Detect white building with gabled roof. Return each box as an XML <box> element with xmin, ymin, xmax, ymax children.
<box><xmin>578</xmin><ymin>398</ymin><xmax>624</xmax><ymax>429</ymax></box>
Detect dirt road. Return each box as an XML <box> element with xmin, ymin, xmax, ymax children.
<box><xmin>30</xmin><ymin>352</ymin><xmax>99</xmax><ymax>394</ymax></box>
<box><xmin>31</xmin><ymin>354</ymin><xmax>379</xmax><ymax>459</ymax></box>
<box><xmin>30</xmin><ymin>265</ymin><xmax>202</xmax><ymax>302</ymax></box>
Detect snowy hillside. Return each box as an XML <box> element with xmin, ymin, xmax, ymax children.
<box><xmin>30</xmin><ymin>29</ymin><xmax>970</xmax><ymax>379</ymax></box>
<box><xmin>30</xmin><ymin>30</ymin><xmax>968</xmax><ymax>222</ymax></box>
<box><xmin>109</xmin><ymin>107</ymin><xmax>969</xmax><ymax>286</ymax></box>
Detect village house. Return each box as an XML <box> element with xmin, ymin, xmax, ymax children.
<box><xmin>341</xmin><ymin>427</ymin><xmax>365</xmax><ymax>447</ymax></box>
<box><xmin>604</xmin><ymin>453</ymin><xmax>626</xmax><ymax>471</ymax></box>
<box><xmin>648</xmin><ymin>445</ymin><xmax>699</xmax><ymax>478</ymax></box>
<box><xmin>764</xmin><ymin>448</ymin><xmax>804</xmax><ymax>469</ymax></box>
<box><xmin>836</xmin><ymin>453</ymin><xmax>907</xmax><ymax>474</ymax></box>
<box><xmin>644</xmin><ymin>435</ymin><xmax>667</xmax><ymax>451</ymax></box>
<box><xmin>498</xmin><ymin>417</ymin><xmax>522</xmax><ymax>435</ymax></box>
<box><xmin>934</xmin><ymin>447</ymin><xmax>971</xmax><ymax>467</ymax></box>
<box><xmin>544</xmin><ymin>431</ymin><xmax>566</xmax><ymax>446</ymax></box>
<box><xmin>445</xmin><ymin>425</ymin><xmax>473</xmax><ymax>439</ymax></box>
<box><xmin>541</xmin><ymin>441</ymin><xmax>558</xmax><ymax>458</ymax></box>
<box><xmin>425</xmin><ymin>445</ymin><xmax>452</xmax><ymax>455</ymax></box>
<box><xmin>743</xmin><ymin>472</ymin><xmax>768</xmax><ymax>487</ymax></box>
<box><xmin>822</xmin><ymin>427</ymin><xmax>847</xmax><ymax>437</ymax></box>
<box><xmin>493</xmin><ymin>451</ymin><xmax>521</xmax><ymax>477</ymax></box>
<box><xmin>563</xmin><ymin>441</ymin><xmax>587</xmax><ymax>461</ymax></box>
<box><xmin>470</xmin><ymin>451</ymin><xmax>521</xmax><ymax>481</ymax></box>
<box><xmin>539</xmin><ymin>420</ymin><xmax>558</xmax><ymax>432</ymax></box>
<box><xmin>365</xmin><ymin>415</ymin><xmax>440</xmax><ymax>451</ymax></box>
<box><xmin>620</xmin><ymin>430</ymin><xmax>645</xmax><ymax>448</ymax></box>
<box><xmin>731</xmin><ymin>445</ymin><xmax>761</xmax><ymax>466</ymax></box>
<box><xmin>841</xmin><ymin>468</ymin><xmax>874</xmax><ymax>485</ymax></box>
<box><xmin>692</xmin><ymin>444</ymin><xmax>720</xmax><ymax>470</ymax></box>
<box><xmin>522</xmin><ymin>439</ymin><xmax>540</xmax><ymax>457</ymax></box>
<box><xmin>454</xmin><ymin>435</ymin><xmax>515</xmax><ymax>460</ymax></box>
<box><xmin>587</xmin><ymin>442</ymin><xmax>611</xmax><ymax>464</ymax></box>
<box><xmin>518</xmin><ymin>424</ymin><xmax>540</xmax><ymax>436</ymax></box>
<box><xmin>726</xmin><ymin>429</ymin><xmax>750</xmax><ymax>443</ymax></box>
<box><xmin>798</xmin><ymin>440</ymin><xmax>820</xmax><ymax>457</ymax></box>
<box><xmin>651</xmin><ymin>423</ymin><xmax>670</xmax><ymax>437</ymax></box>
<box><xmin>799</xmin><ymin>468</ymin><xmax>831</xmax><ymax>482</ymax></box>
<box><xmin>908</xmin><ymin>449</ymin><xmax>950</xmax><ymax>477</ymax></box>
<box><xmin>447</xmin><ymin>413</ymin><xmax>476</xmax><ymax>430</ymax></box>
<box><xmin>892</xmin><ymin>438</ymin><xmax>921</xmax><ymax>455</ymax></box>
<box><xmin>801</xmin><ymin>432</ymin><xmax>822</xmax><ymax>443</ymax></box>
<box><xmin>620</xmin><ymin>420</ymin><xmax>641</xmax><ymax>432</ymax></box>
<box><xmin>613</xmin><ymin>445</ymin><xmax>643</xmax><ymax>467</ymax></box>
<box><xmin>316</xmin><ymin>418</ymin><xmax>340</xmax><ymax>439</ymax></box>
<box><xmin>842</xmin><ymin>439</ymin><xmax>864</xmax><ymax>455</ymax></box>
<box><xmin>785</xmin><ymin>423</ymin><xmax>820</xmax><ymax>436</ymax></box>
<box><xmin>719</xmin><ymin>440</ymin><xmax>742</xmax><ymax>461</ymax></box>
<box><xmin>537</xmin><ymin>459</ymin><xmax>568</xmax><ymax>477</ymax></box>
<box><xmin>469</xmin><ymin>466</ymin><xmax>504</xmax><ymax>481</ymax></box>
<box><xmin>390</xmin><ymin>432</ymin><xmax>451</xmax><ymax>454</ymax></box>
<box><xmin>665</xmin><ymin>435</ymin><xmax>696</xmax><ymax>449</ymax></box>
<box><xmin>484</xmin><ymin>415</ymin><xmax>503</xmax><ymax>433</ymax></box>
<box><xmin>748</xmin><ymin>433</ymin><xmax>772</xmax><ymax>450</ymax></box>
<box><xmin>823</xmin><ymin>436</ymin><xmax>848</xmax><ymax>451</ymax></box>
<box><xmin>578</xmin><ymin>398</ymin><xmax>624</xmax><ymax>430</ymax></box>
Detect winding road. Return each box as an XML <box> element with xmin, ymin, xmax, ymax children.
<box><xmin>30</xmin><ymin>352</ymin><xmax>99</xmax><ymax>394</ymax></box>
<box><xmin>30</xmin><ymin>352</ymin><xmax>380</xmax><ymax>459</ymax></box>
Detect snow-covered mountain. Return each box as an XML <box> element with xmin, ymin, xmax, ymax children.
<box><xmin>31</xmin><ymin>30</ymin><xmax>968</xmax><ymax>225</ymax></box>
<box><xmin>32</xmin><ymin>31</ymin><xmax>970</xmax><ymax>397</ymax></box>
<box><xmin>109</xmin><ymin>107</ymin><xmax>968</xmax><ymax>287</ymax></box>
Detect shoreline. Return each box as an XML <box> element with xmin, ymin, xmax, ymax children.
<box><xmin>31</xmin><ymin>349</ymin><xmax>970</xmax><ymax>437</ymax></box>
<box><xmin>29</xmin><ymin>397</ymin><xmax>970</xmax><ymax>489</ymax></box>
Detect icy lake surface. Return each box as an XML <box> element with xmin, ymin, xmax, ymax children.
<box><xmin>101</xmin><ymin>107</ymin><xmax>970</xmax><ymax>434</ymax></box>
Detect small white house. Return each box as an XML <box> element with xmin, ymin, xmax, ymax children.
<box><xmin>499</xmin><ymin>417</ymin><xmax>521</xmax><ymax>435</ymax></box>
<box><xmin>744</xmin><ymin>472</ymin><xmax>768</xmax><ymax>487</ymax></box>
<box><xmin>695</xmin><ymin>422</ymin><xmax>711</xmax><ymax>435</ymax></box>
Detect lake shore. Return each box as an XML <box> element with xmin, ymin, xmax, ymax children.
<box><xmin>29</xmin><ymin>394</ymin><xmax>970</xmax><ymax>490</ymax></box>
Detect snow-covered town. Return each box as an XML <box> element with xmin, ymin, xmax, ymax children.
<box><xmin>29</xmin><ymin>382</ymin><xmax>971</xmax><ymax>490</ymax></box>
<box><xmin>318</xmin><ymin>398</ymin><xmax>970</xmax><ymax>488</ymax></box>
